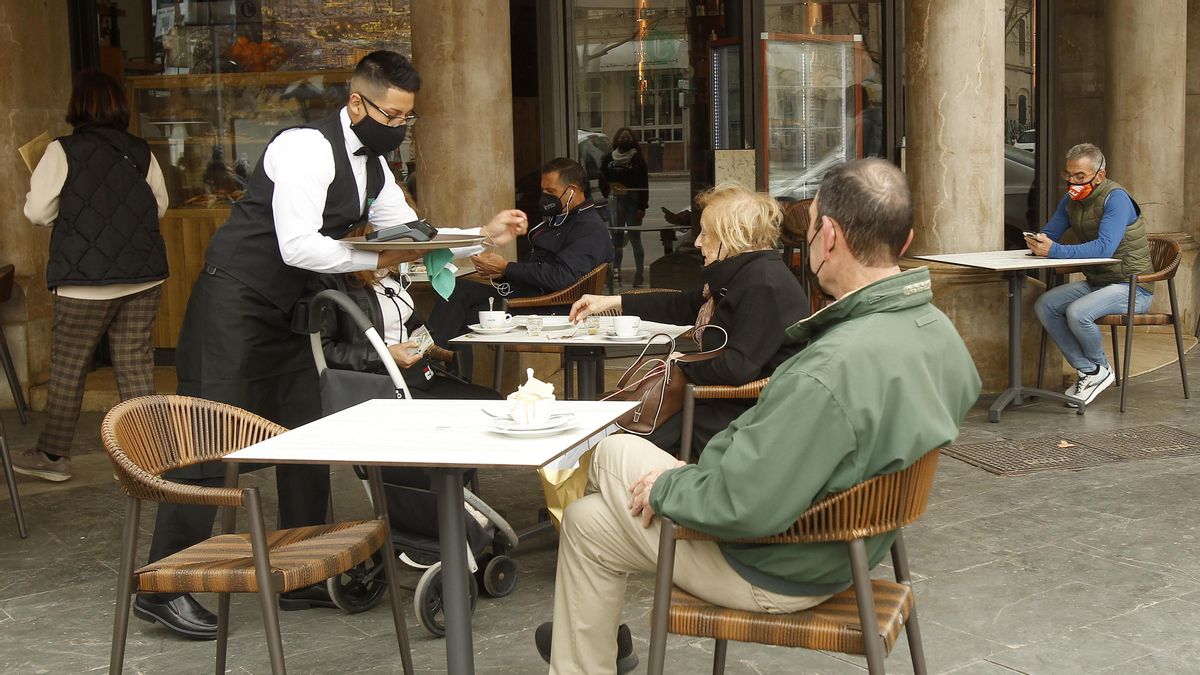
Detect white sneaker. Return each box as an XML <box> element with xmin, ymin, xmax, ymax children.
<box><xmin>1067</xmin><ymin>366</ymin><xmax>1115</xmax><ymax>405</ymax></box>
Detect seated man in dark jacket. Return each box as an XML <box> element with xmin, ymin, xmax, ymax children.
<box><xmin>425</xmin><ymin>157</ymin><xmax>615</xmax><ymax>344</ymax></box>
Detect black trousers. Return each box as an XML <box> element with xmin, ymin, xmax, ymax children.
<box><xmin>146</xmin><ymin>266</ymin><xmax>328</xmax><ymax>599</ymax></box>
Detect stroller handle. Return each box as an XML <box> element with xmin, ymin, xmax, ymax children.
<box><xmin>300</xmin><ymin>288</ymin><xmax>412</xmax><ymax>399</ymax></box>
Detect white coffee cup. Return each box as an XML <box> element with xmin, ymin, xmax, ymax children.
<box><xmin>479</xmin><ymin>311</ymin><xmax>513</xmax><ymax>328</ymax></box>
<box><xmin>613</xmin><ymin>315</ymin><xmax>641</xmax><ymax>338</ymax></box>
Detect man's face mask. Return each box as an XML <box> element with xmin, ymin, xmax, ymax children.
<box><xmin>1065</xmin><ymin>160</ymin><xmax>1104</xmax><ymax>202</ymax></box>
<box><xmin>351</xmin><ymin>94</ymin><xmax>409</xmax><ymax>157</ymax></box>
<box><xmin>538</xmin><ymin>186</ymin><xmax>575</xmax><ymax>221</ymax></box>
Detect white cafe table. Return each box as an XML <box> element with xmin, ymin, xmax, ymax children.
<box><xmin>450</xmin><ymin>319</ymin><xmax>693</xmax><ymax>400</ymax></box>
<box><xmin>913</xmin><ymin>249</ymin><xmax>1119</xmax><ymax>422</ymax></box>
<box><xmin>224</xmin><ymin>398</ymin><xmax>638</xmax><ymax>675</ymax></box>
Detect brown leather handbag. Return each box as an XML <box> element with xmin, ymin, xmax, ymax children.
<box><xmin>601</xmin><ymin>325</ymin><xmax>728</xmax><ymax>435</ymax></box>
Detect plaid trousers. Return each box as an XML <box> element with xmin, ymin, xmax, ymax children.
<box><xmin>37</xmin><ymin>285</ymin><xmax>161</xmax><ymax>458</ymax></box>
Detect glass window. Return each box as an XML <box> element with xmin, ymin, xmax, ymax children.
<box><xmin>1004</xmin><ymin>0</ymin><xmax>1036</xmax><ymax>244</ymax></box>
<box><xmin>119</xmin><ymin>0</ymin><xmax>414</xmax><ymax>208</ymax></box>
<box><xmin>763</xmin><ymin>1</ymin><xmax>886</xmax><ymax>200</ymax></box>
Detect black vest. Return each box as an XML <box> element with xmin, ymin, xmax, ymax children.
<box><xmin>47</xmin><ymin>126</ymin><xmax>167</xmax><ymax>289</ymax></box>
<box><xmin>205</xmin><ymin>112</ymin><xmax>384</xmax><ymax>311</ymax></box>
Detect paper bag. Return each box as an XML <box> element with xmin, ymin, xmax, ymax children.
<box><xmin>18</xmin><ymin>131</ymin><xmax>53</xmax><ymax>173</ymax></box>
<box><xmin>537</xmin><ymin>426</ymin><xmax>614</xmax><ymax>529</ymax></box>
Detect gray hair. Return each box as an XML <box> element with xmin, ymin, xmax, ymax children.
<box><xmin>1065</xmin><ymin>143</ymin><xmax>1105</xmax><ymax>171</ymax></box>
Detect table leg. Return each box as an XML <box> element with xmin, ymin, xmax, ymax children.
<box><xmin>433</xmin><ymin>469</ymin><xmax>475</xmax><ymax>675</ymax></box>
<box><xmin>988</xmin><ymin>270</ymin><xmax>1085</xmax><ymax>422</ymax></box>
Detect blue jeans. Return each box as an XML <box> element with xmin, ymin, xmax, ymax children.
<box><xmin>1034</xmin><ymin>280</ymin><xmax>1153</xmax><ymax>372</ymax></box>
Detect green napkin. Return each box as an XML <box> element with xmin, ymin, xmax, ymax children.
<box><xmin>424</xmin><ymin>248</ymin><xmax>457</xmax><ymax>301</ymax></box>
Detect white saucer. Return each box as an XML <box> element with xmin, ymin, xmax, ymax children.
<box><xmin>489</xmin><ymin>414</ymin><xmax>575</xmax><ymax>436</ymax></box>
<box><xmin>468</xmin><ymin>323</ymin><xmax>517</xmax><ymax>335</ymax></box>
<box><xmin>602</xmin><ymin>330</ymin><xmax>653</xmax><ymax>342</ymax></box>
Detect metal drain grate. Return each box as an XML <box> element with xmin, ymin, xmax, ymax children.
<box><xmin>944</xmin><ymin>437</ymin><xmax>1120</xmax><ymax>476</ymax></box>
<box><xmin>1068</xmin><ymin>425</ymin><xmax>1200</xmax><ymax>461</ymax></box>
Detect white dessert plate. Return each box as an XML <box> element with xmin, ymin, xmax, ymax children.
<box><xmin>602</xmin><ymin>330</ymin><xmax>653</xmax><ymax>342</ymax></box>
<box><xmin>489</xmin><ymin>414</ymin><xmax>576</xmax><ymax>435</ymax></box>
<box><xmin>468</xmin><ymin>323</ymin><xmax>517</xmax><ymax>335</ymax></box>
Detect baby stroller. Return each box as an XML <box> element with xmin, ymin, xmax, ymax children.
<box><xmin>298</xmin><ymin>289</ymin><xmax>522</xmax><ymax>636</ymax></box>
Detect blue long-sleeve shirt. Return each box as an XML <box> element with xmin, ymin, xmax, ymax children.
<box><xmin>1041</xmin><ymin>190</ymin><xmax>1138</xmax><ymax>259</ymax></box>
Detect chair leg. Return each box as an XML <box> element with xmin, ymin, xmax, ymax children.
<box><xmin>1036</xmin><ymin>326</ymin><xmax>1049</xmax><ymax>390</ymax></box>
<box><xmin>109</xmin><ymin>497</ymin><xmax>142</xmax><ymax>675</ymax></box>
<box><xmin>679</xmin><ymin>386</ymin><xmax>696</xmax><ymax>464</ymax></box>
<box><xmin>0</xmin><ymin>419</ymin><xmax>27</xmax><ymax>538</ymax></box>
<box><xmin>1120</xmin><ymin>287</ymin><xmax>1136</xmax><ymax>413</ymax></box>
<box><xmin>711</xmin><ymin>639</ymin><xmax>728</xmax><ymax>675</ymax></box>
<box><xmin>367</xmin><ymin>466</ymin><xmax>415</xmax><ymax>675</ymax></box>
<box><xmin>1169</xmin><ymin>280</ymin><xmax>1190</xmax><ymax>400</ymax></box>
<box><xmin>246</xmin><ymin>490</ymin><xmax>287</xmax><ymax>674</ymax></box>
<box><xmin>849</xmin><ymin>538</ymin><xmax>886</xmax><ymax>674</ymax></box>
<box><xmin>890</xmin><ymin>531</ymin><xmax>927</xmax><ymax>675</ymax></box>
<box><xmin>0</xmin><ymin>326</ymin><xmax>28</xmax><ymax>424</ymax></box>
<box><xmin>647</xmin><ymin>519</ymin><xmax>678</xmax><ymax>675</ymax></box>
<box><xmin>214</xmin><ymin>593</ymin><xmax>231</xmax><ymax>675</ymax></box>
<box><xmin>492</xmin><ymin>345</ymin><xmax>505</xmax><ymax>391</ymax></box>
<box><xmin>1110</xmin><ymin>326</ymin><xmax>1121</xmax><ymax>388</ymax></box>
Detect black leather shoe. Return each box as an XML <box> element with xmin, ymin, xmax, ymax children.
<box><xmin>133</xmin><ymin>594</ymin><xmax>218</xmax><ymax>641</ymax></box>
<box><xmin>279</xmin><ymin>583</ymin><xmax>337</xmax><ymax>611</ymax></box>
<box><xmin>535</xmin><ymin>621</ymin><xmax>638</xmax><ymax>673</ymax></box>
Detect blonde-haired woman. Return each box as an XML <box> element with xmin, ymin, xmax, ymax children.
<box><xmin>570</xmin><ymin>183</ymin><xmax>808</xmax><ymax>455</ymax></box>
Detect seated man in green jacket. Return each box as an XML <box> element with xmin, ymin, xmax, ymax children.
<box><xmin>535</xmin><ymin>158</ymin><xmax>982</xmax><ymax>674</ymax></box>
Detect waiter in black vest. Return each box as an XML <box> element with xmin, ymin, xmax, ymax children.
<box><xmin>134</xmin><ymin>51</ymin><xmax>528</xmax><ymax>640</ymax></box>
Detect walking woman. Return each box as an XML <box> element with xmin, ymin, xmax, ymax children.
<box><xmin>599</xmin><ymin>127</ymin><xmax>650</xmax><ymax>287</ymax></box>
<box><xmin>17</xmin><ymin>71</ymin><xmax>169</xmax><ymax>481</ymax></box>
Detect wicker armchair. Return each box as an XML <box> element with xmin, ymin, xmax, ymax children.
<box><xmin>679</xmin><ymin>378</ymin><xmax>769</xmax><ymax>463</ymax></box>
<box><xmin>102</xmin><ymin>395</ymin><xmax>413</xmax><ymax>675</ymax></box>
<box><xmin>1095</xmin><ymin>236</ymin><xmax>1191</xmax><ymax>412</ymax></box>
<box><xmin>648</xmin><ymin>450</ymin><xmax>941</xmax><ymax>675</ymax></box>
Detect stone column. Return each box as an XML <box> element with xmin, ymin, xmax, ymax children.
<box><xmin>904</xmin><ymin>0</ymin><xmax>1023</xmax><ymax>392</ymax></box>
<box><xmin>1186</xmin><ymin>0</ymin><xmax>1200</xmax><ymax>242</ymax></box>
<box><xmin>1106</xmin><ymin>0</ymin><xmax>1187</xmax><ymax>235</ymax></box>
<box><xmin>411</xmin><ymin>1</ymin><xmax>535</xmax><ymax>388</ymax></box>
<box><xmin>0</xmin><ymin>3</ymin><xmax>75</xmax><ymax>410</ymax></box>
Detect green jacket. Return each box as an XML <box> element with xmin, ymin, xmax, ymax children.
<box><xmin>650</xmin><ymin>267</ymin><xmax>981</xmax><ymax>595</ymax></box>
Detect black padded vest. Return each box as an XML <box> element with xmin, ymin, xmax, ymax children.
<box><xmin>47</xmin><ymin>126</ymin><xmax>167</xmax><ymax>289</ymax></box>
<box><xmin>205</xmin><ymin>112</ymin><xmax>384</xmax><ymax>311</ymax></box>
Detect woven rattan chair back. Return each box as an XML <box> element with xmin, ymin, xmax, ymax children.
<box><xmin>676</xmin><ymin>450</ymin><xmax>940</xmax><ymax>544</ymax></box>
<box><xmin>505</xmin><ymin>263</ymin><xmax>608</xmax><ymax>309</ymax></box>
<box><xmin>1143</xmin><ymin>236</ymin><xmax>1181</xmax><ymax>283</ymax></box>
<box><xmin>101</xmin><ymin>395</ymin><xmax>285</xmax><ymax>505</ymax></box>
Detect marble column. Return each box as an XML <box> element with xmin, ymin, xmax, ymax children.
<box><xmin>0</xmin><ymin>2</ymin><xmax>74</xmax><ymax>410</ymax></box>
<box><xmin>1186</xmin><ymin>0</ymin><xmax>1200</xmax><ymax>242</ymax></box>
<box><xmin>1105</xmin><ymin>0</ymin><xmax>1187</xmax><ymax>235</ymax></box>
<box><xmin>411</xmin><ymin>1</ymin><xmax>537</xmax><ymax>388</ymax></box>
<box><xmin>904</xmin><ymin>0</ymin><xmax>1023</xmax><ymax>392</ymax></box>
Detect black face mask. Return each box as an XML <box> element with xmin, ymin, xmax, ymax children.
<box><xmin>351</xmin><ymin>113</ymin><xmax>407</xmax><ymax>157</ymax></box>
<box><xmin>615</xmin><ymin>139</ymin><xmax>636</xmax><ymax>151</ymax></box>
<box><xmin>538</xmin><ymin>187</ymin><xmax>574</xmax><ymax>221</ymax></box>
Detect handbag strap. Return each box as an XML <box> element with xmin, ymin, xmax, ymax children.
<box><xmin>672</xmin><ymin>323</ymin><xmax>728</xmax><ymax>365</ymax></box>
<box><xmin>614</xmin><ymin>332</ymin><xmax>676</xmax><ymax>389</ymax></box>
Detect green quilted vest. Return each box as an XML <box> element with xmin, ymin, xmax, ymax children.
<box><xmin>1064</xmin><ymin>178</ymin><xmax>1153</xmax><ymax>293</ymax></box>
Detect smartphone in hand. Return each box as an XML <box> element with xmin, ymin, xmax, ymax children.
<box><xmin>1022</xmin><ymin>231</ymin><xmax>1038</xmax><ymax>240</ymax></box>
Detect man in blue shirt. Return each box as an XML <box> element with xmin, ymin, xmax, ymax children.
<box><xmin>1027</xmin><ymin>143</ymin><xmax>1153</xmax><ymax>404</ymax></box>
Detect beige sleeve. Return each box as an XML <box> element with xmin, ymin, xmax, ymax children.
<box><xmin>147</xmin><ymin>152</ymin><xmax>170</xmax><ymax>217</ymax></box>
<box><xmin>24</xmin><ymin>140</ymin><xmax>67</xmax><ymax>225</ymax></box>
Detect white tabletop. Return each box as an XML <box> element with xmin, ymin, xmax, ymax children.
<box><xmin>449</xmin><ymin>319</ymin><xmax>692</xmax><ymax>348</ymax></box>
<box><xmin>913</xmin><ymin>249</ymin><xmax>1119</xmax><ymax>272</ymax></box>
<box><xmin>223</xmin><ymin>399</ymin><xmax>639</xmax><ymax>469</ymax></box>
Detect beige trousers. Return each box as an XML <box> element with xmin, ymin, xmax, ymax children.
<box><xmin>549</xmin><ymin>435</ymin><xmax>831</xmax><ymax>675</ymax></box>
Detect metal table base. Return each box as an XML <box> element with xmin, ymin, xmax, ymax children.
<box><xmin>433</xmin><ymin>469</ymin><xmax>475</xmax><ymax>674</ymax></box>
<box><xmin>988</xmin><ymin>270</ymin><xmax>1086</xmax><ymax>423</ymax></box>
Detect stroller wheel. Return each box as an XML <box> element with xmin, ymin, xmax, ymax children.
<box><xmin>480</xmin><ymin>555</ymin><xmax>518</xmax><ymax>598</ymax></box>
<box><xmin>414</xmin><ymin>561</ymin><xmax>479</xmax><ymax>637</ymax></box>
<box><xmin>327</xmin><ymin>551</ymin><xmax>388</xmax><ymax>614</ymax></box>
